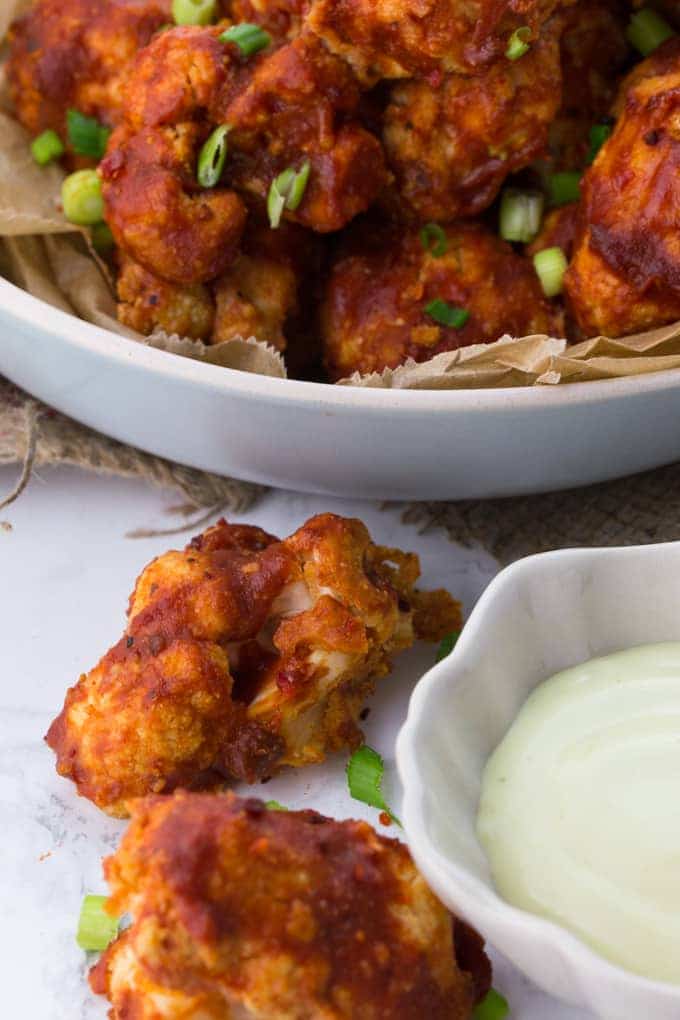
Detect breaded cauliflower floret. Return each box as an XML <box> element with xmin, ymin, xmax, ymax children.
<box><xmin>101</xmin><ymin>26</ymin><xmax>386</xmax><ymax>284</ymax></box>
<box><xmin>382</xmin><ymin>17</ymin><xmax>563</xmax><ymax>222</ymax></box>
<box><xmin>116</xmin><ymin>219</ymin><xmax>318</xmax><ymax>350</ymax></box>
<box><xmin>100</xmin><ymin>27</ymin><xmax>249</xmax><ymax>284</ymax></box>
<box><xmin>321</xmin><ymin>221</ymin><xmax>565</xmax><ymax>380</ymax></box>
<box><xmin>223</xmin><ymin>34</ymin><xmax>388</xmax><ymax>232</ymax></box>
<box><xmin>46</xmin><ymin>514</ymin><xmax>460</xmax><ymax>816</ymax></box>
<box><xmin>7</xmin><ymin>0</ymin><xmax>172</xmax><ymax>152</ymax></box>
<box><xmin>90</xmin><ymin>792</ymin><xmax>491</xmax><ymax>1019</ymax></box>
<box><xmin>306</xmin><ymin>0</ymin><xmax>572</xmax><ymax>85</ymax></box>
<box><xmin>564</xmin><ymin>38</ymin><xmax>680</xmax><ymax>337</ymax></box>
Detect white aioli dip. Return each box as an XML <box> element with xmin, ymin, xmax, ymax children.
<box><xmin>477</xmin><ymin>642</ymin><xmax>680</xmax><ymax>984</ymax></box>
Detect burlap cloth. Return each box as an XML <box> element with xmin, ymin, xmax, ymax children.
<box><xmin>2</xmin><ymin>374</ymin><xmax>679</xmax><ymax>559</ymax></box>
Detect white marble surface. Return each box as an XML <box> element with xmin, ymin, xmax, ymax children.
<box><xmin>0</xmin><ymin>465</ymin><xmax>592</xmax><ymax>1019</ymax></box>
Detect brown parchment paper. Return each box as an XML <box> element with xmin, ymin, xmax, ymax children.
<box><xmin>3</xmin><ymin>0</ymin><xmax>680</xmax><ymax>391</ymax></box>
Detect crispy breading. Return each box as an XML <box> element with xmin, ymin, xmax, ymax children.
<box><xmin>564</xmin><ymin>39</ymin><xmax>680</xmax><ymax>337</ymax></box>
<box><xmin>321</xmin><ymin>221</ymin><xmax>565</xmax><ymax>380</ymax></box>
<box><xmin>306</xmin><ymin>0</ymin><xmax>572</xmax><ymax>85</ymax></box>
<box><xmin>223</xmin><ymin>34</ymin><xmax>388</xmax><ymax>232</ymax></box>
<box><xmin>116</xmin><ymin>219</ymin><xmax>317</xmax><ymax>349</ymax></box>
<box><xmin>100</xmin><ymin>26</ymin><xmax>386</xmax><ymax>284</ymax></box>
<box><xmin>7</xmin><ymin>0</ymin><xmax>172</xmax><ymax>152</ymax></box>
<box><xmin>382</xmin><ymin>17</ymin><xmax>562</xmax><ymax>222</ymax></box>
<box><xmin>46</xmin><ymin>514</ymin><xmax>460</xmax><ymax>816</ymax></box>
<box><xmin>90</xmin><ymin>792</ymin><xmax>490</xmax><ymax>1019</ymax></box>
<box><xmin>100</xmin><ymin>27</ymin><xmax>249</xmax><ymax>284</ymax></box>
<box><xmin>116</xmin><ymin>252</ymin><xmax>217</xmax><ymax>339</ymax></box>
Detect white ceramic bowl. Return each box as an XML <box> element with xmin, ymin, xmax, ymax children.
<box><xmin>397</xmin><ymin>541</ymin><xmax>680</xmax><ymax>1020</ymax></box>
<box><xmin>5</xmin><ymin>278</ymin><xmax>680</xmax><ymax>499</ymax></box>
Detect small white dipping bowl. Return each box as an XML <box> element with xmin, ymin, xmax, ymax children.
<box><xmin>396</xmin><ymin>542</ymin><xmax>680</xmax><ymax>1020</ymax></box>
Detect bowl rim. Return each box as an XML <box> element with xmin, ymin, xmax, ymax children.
<box><xmin>396</xmin><ymin>541</ymin><xmax>680</xmax><ymax>1003</ymax></box>
<box><xmin>5</xmin><ymin>274</ymin><xmax>680</xmax><ymax>413</ymax></box>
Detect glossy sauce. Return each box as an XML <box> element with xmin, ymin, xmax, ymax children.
<box><xmin>477</xmin><ymin>643</ymin><xmax>680</xmax><ymax>984</ymax></box>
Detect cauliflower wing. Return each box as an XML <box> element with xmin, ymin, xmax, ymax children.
<box><xmin>382</xmin><ymin>17</ymin><xmax>563</xmax><ymax>222</ymax></box>
<box><xmin>306</xmin><ymin>0</ymin><xmax>572</xmax><ymax>85</ymax></box>
<box><xmin>7</xmin><ymin>0</ymin><xmax>172</xmax><ymax>154</ymax></box>
<box><xmin>90</xmin><ymin>792</ymin><xmax>491</xmax><ymax>1019</ymax></box>
<box><xmin>46</xmin><ymin>514</ymin><xmax>460</xmax><ymax>815</ymax></box>
<box><xmin>101</xmin><ymin>26</ymin><xmax>386</xmax><ymax>284</ymax></box>
<box><xmin>116</xmin><ymin>218</ymin><xmax>318</xmax><ymax>350</ymax></box>
<box><xmin>564</xmin><ymin>39</ymin><xmax>680</xmax><ymax>337</ymax></box>
<box><xmin>321</xmin><ymin>221</ymin><xmax>565</xmax><ymax>380</ymax></box>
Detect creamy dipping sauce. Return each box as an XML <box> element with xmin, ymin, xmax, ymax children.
<box><xmin>477</xmin><ymin>642</ymin><xmax>680</xmax><ymax>984</ymax></box>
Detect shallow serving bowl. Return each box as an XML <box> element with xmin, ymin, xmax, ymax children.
<box><xmin>5</xmin><ymin>278</ymin><xmax>680</xmax><ymax>499</ymax></box>
<box><xmin>397</xmin><ymin>541</ymin><xmax>680</xmax><ymax>1019</ymax></box>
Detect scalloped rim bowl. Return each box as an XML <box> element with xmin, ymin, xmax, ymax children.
<box><xmin>5</xmin><ymin>276</ymin><xmax>680</xmax><ymax>498</ymax></box>
<box><xmin>397</xmin><ymin>542</ymin><xmax>680</xmax><ymax>1019</ymax></box>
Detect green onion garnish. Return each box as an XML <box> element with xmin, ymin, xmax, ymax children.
<box><xmin>265</xmin><ymin>799</ymin><xmax>288</xmax><ymax>810</ymax></box>
<box><xmin>197</xmin><ymin>125</ymin><xmax>230</xmax><ymax>188</ymax></box>
<box><xmin>587</xmin><ymin>122</ymin><xmax>613</xmax><ymax>164</ymax></box>
<box><xmin>474</xmin><ymin>988</ymin><xmax>510</xmax><ymax>1020</ymax></box>
<box><xmin>171</xmin><ymin>0</ymin><xmax>218</xmax><ymax>25</ymax></box>
<box><xmin>548</xmin><ymin>170</ymin><xmax>581</xmax><ymax>207</ymax></box>
<box><xmin>91</xmin><ymin>222</ymin><xmax>115</xmax><ymax>253</ymax></box>
<box><xmin>533</xmin><ymin>246</ymin><xmax>568</xmax><ymax>297</ymax></box>
<box><xmin>76</xmin><ymin>894</ymin><xmax>119</xmax><ymax>952</ymax></box>
<box><xmin>267</xmin><ymin>161</ymin><xmax>311</xmax><ymax>228</ymax></box>
<box><xmin>346</xmin><ymin>745</ymin><xmax>401</xmax><ymax>825</ymax></box>
<box><xmin>62</xmin><ymin>170</ymin><xmax>105</xmax><ymax>226</ymax></box>
<box><xmin>67</xmin><ymin>110</ymin><xmax>111</xmax><ymax>160</ymax></box>
<box><xmin>506</xmin><ymin>26</ymin><xmax>531</xmax><ymax>60</ymax></box>
<box><xmin>31</xmin><ymin>129</ymin><xmax>65</xmax><ymax>167</ymax></box>
<box><xmin>626</xmin><ymin>7</ymin><xmax>675</xmax><ymax>55</ymax></box>
<box><xmin>425</xmin><ymin>299</ymin><xmax>470</xmax><ymax>329</ymax></box>
<box><xmin>220</xmin><ymin>23</ymin><xmax>272</xmax><ymax>56</ymax></box>
<box><xmin>436</xmin><ymin>630</ymin><xmax>460</xmax><ymax>662</ymax></box>
<box><xmin>420</xmin><ymin>222</ymin><xmax>448</xmax><ymax>257</ymax></box>
<box><xmin>499</xmin><ymin>188</ymin><xmax>544</xmax><ymax>243</ymax></box>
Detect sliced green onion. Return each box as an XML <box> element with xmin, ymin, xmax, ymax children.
<box><xmin>347</xmin><ymin>745</ymin><xmax>401</xmax><ymax>826</ymax></box>
<box><xmin>506</xmin><ymin>26</ymin><xmax>531</xmax><ymax>60</ymax></box>
<box><xmin>587</xmin><ymin>122</ymin><xmax>613</xmax><ymax>164</ymax></box>
<box><xmin>626</xmin><ymin>8</ymin><xmax>675</xmax><ymax>55</ymax></box>
<box><xmin>67</xmin><ymin>109</ymin><xmax>111</xmax><ymax>160</ymax></box>
<box><xmin>197</xmin><ymin>125</ymin><xmax>230</xmax><ymax>188</ymax></box>
<box><xmin>533</xmin><ymin>246</ymin><xmax>568</xmax><ymax>297</ymax></box>
<box><xmin>548</xmin><ymin>170</ymin><xmax>581</xmax><ymax>207</ymax></box>
<box><xmin>62</xmin><ymin>170</ymin><xmax>104</xmax><ymax>226</ymax></box>
<box><xmin>267</xmin><ymin>161</ymin><xmax>311</xmax><ymax>228</ymax></box>
<box><xmin>76</xmin><ymin>895</ymin><xmax>119</xmax><ymax>952</ymax></box>
<box><xmin>499</xmin><ymin>188</ymin><xmax>543</xmax><ymax>243</ymax></box>
<box><xmin>91</xmin><ymin>222</ymin><xmax>115</xmax><ymax>252</ymax></box>
<box><xmin>31</xmin><ymin>129</ymin><xmax>64</xmax><ymax>166</ymax></box>
<box><xmin>265</xmin><ymin>799</ymin><xmax>289</xmax><ymax>810</ymax></box>
<box><xmin>425</xmin><ymin>299</ymin><xmax>470</xmax><ymax>329</ymax></box>
<box><xmin>171</xmin><ymin>0</ymin><xmax>218</xmax><ymax>25</ymax></box>
<box><xmin>436</xmin><ymin>630</ymin><xmax>460</xmax><ymax>662</ymax></box>
<box><xmin>220</xmin><ymin>23</ymin><xmax>272</xmax><ymax>56</ymax></box>
<box><xmin>474</xmin><ymin>988</ymin><xmax>510</xmax><ymax>1020</ymax></box>
<box><xmin>420</xmin><ymin>222</ymin><xmax>448</xmax><ymax>257</ymax></box>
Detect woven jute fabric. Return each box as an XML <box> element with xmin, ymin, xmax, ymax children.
<box><xmin>3</xmin><ymin>375</ymin><xmax>680</xmax><ymax>558</ymax></box>
<box><xmin>400</xmin><ymin>466</ymin><xmax>680</xmax><ymax>563</ymax></box>
<box><xmin>0</xmin><ymin>378</ymin><xmax>263</xmax><ymax>526</ymax></box>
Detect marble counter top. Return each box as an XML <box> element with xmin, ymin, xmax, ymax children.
<box><xmin>0</xmin><ymin>465</ymin><xmax>591</xmax><ymax>1019</ymax></box>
